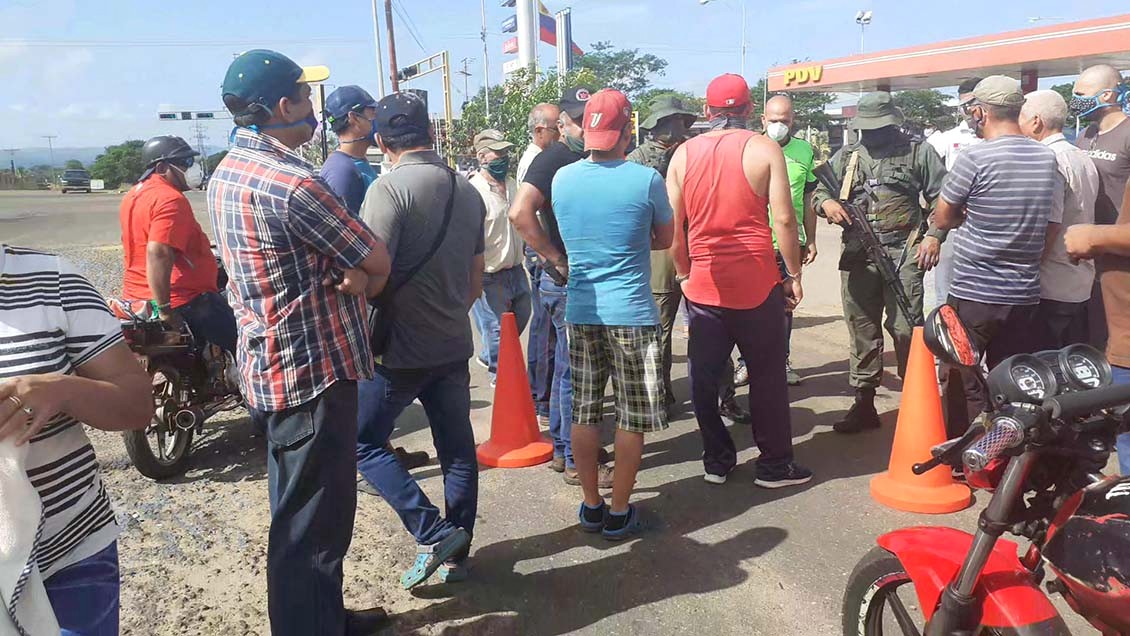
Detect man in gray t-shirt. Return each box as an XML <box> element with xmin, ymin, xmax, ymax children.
<box><xmin>355</xmin><ymin>92</ymin><xmax>485</xmax><ymax>588</ymax></box>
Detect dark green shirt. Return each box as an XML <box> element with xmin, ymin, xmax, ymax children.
<box><xmin>627</xmin><ymin>139</ymin><xmax>679</xmax><ymax>293</ymax></box>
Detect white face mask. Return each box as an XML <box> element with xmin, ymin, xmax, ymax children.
<box><xmin>765</xmin><ymin>121</ymin><xmax>790</xmax><ymax>143</ymax></box>
<box><xmin>173</xmin><ymin>163</ymin><xmax>204</xmax><ymax>190</ymax></box>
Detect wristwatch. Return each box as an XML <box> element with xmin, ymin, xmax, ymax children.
<box><xmin>674</xmin><ymin>273</ymin><xmax>691</xmax><ymax>285</ymax></box>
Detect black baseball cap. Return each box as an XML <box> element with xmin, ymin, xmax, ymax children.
<box><xmin>373</xmin><ymin>91</ymin><xmax>430</xmax><ymax>138</ymax></box>
<box><xmin>559</xmin><ymin>86</ymin><xmax>593</xmax><ymax>121</ymax></box>
<box><xmin>222</xmin><ymin>49</ymin><xmax>329</xmax><ymax>117</ymax></box>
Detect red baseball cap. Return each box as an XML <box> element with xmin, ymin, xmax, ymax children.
<box><xmin>583</xmin><ymin>89</ymin><xmax>632</xmax><ymax>152</ymax></box>
<box><xmin>706</xmin><ymin>73</ymin><xmax>751</xmax><ymax>108</ymax></box>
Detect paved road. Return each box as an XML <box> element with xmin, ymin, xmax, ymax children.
<box><xmin>5</xmin><ymin>190</ymin><xmax>1094</xmax><ymax>634</ymax></box>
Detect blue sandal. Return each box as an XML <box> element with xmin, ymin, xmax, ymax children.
<box><xmin>601</xmin><ymin>504</ymin><xmax>642</xmax><ymax>541</ymax></box>
<box><xmin>400</xmin><ymin>529</ymin><xmax>471</xmax><ymax>589</ymax></box>
<box><xmin>578</xmin><ymin>501</ymin><xmax>608</xmax><ymax>533</ymax></box>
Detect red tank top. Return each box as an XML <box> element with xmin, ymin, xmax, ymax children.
<box><xmin>681</xmin><ymin>129</ymin><xmax>779</xmax><ymax>309</ymax></box>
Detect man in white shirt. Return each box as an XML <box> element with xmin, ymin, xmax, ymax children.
<box><xmin>927</xmin><ymin>77</ymin><xmax>983</xmax><ymax>306</ymax></box>
<box><xmin>470</xmin><ymin>129</ymin><xmax>530</xmax><ymax>385</ymax></box>
<box><xmin>1021</xmin><ymin>90</ymin><xmax>1101</xmax><ymax>348</ymax></box>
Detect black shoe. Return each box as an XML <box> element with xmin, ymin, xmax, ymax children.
<box><xmin>346</xmin><ymin>607</ymin><xmax>390</xmax><ymax>635</ymax></box>
<box><xmin>754</xmin><ymin>462</ymin><xmax>813</xmax><ymax>489</ymax></box>
<box><xmin>394</xmin><ymin>446</ymin><xmax>430</xmax><ymax>470</ymax></box>
<box><xmin>719</xmin><ymin>399</ymin><xmax>751</xmax><ymax>424</ymax></box>
<box><xmin>834</xmin><ymin>391</ymin><xmax>880</xmax><ymax>434</ymax></box>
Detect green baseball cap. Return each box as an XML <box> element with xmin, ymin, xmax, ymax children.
<box><xmin>222</xmin><ymin>49</ymin><xmax>330</xmax><ymax>117</ymax></box>
<box><xmin>640</xmin><ymin>95</ymin><xmax>698</xmax><ymax>130</ymax></box>
<box><xmin>971</xmin><ymin>75</ymin><xmax>1023</xmax><ymax>108</ymax></box>
<box><xmin>850</xmin><ymin>92</ymin><xmax>904</xmax><ymax>130</ymax></box>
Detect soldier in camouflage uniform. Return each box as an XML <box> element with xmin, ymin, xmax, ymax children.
<box><xmin>812</xmin><ymin>92</ymin><xmax>948</xmax><ymax>433</ymax></box>
<box><xmin>627</xmin><ymin>94</ymin><xmax>749</xmax><ymax>424</ymax></box>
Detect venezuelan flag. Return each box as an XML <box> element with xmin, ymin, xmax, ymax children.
<box><xmin>537</xmin><ymin>0</ymin><xmax>583</xmax><ymax>56</ymax></box>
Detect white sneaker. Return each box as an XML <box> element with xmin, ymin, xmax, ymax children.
<box><xmin>704</xmin><ymin>472</ymin><xmax>728</xmax><ymax>485</ymax></box>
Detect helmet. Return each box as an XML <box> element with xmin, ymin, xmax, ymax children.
<box><xmin>1042</xmin><ymin>476</ymin><xmax>1130</xmax><ymax>634</ymax></box>
<box><xmin>141</xmin><ymin>136</ymin><xmax>199</xmax><ymax>169</ymax></box>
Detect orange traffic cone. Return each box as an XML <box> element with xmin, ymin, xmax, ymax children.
<box><xmin>476</xmin><ymin>312</ymin><xmax>554</xmax><ymax>468</ymax></box>
<box><xmin>870</xmin><ymin>326</ymin><xmax>972</xmax><ymax>514</ymax></box>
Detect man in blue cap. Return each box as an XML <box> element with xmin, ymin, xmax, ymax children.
<box><xmin>322</xmin><ymin>85</ymin><xmax>380</xmax><ymax>216</ymax></box>
<box><xmin>210</xmin><ymin>49</ymin><xmax>392</xmax><ymax>635</ymax></box>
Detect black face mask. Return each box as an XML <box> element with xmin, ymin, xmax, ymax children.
<box><xmin>859</xmin><ymin>126</ymin><xmax>899</xmax><ymax>149</ymax></box>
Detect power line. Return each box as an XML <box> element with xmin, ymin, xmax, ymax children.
<box><xmin>0</xmin><ymin>37</ymin><xmax>366</xmax><ymax>49</ymax></box>
<box><xmin>391</xmin><ymin>0</ymin><xmax>427</xmax><ymax>52</ymax></box>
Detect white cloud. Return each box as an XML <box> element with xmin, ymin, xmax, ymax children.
<box><xmin>0</xmin><ymin>43</ymin><xmax>28</xmax><ymax>65</ymax></box>
<box><xmin>9</xmin><ymin>103</ymin><xmax>28</xmax><ymax>113</ymax></box>
<box><xmin>44</xmin><ymin>48</ymin><xmax>94</xmax><ymax>91</ymax></box>
<box><xmin>57</xmin><ymin>103</ymin><xmax>87</xmax><ymax>117</ymax></box>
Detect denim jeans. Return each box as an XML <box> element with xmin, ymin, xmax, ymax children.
<box><xmin>356</xmin><ymin>361</ymin><xmax>478</xmax><ymax>547</ymax></box>
<box><xmin>540</xmin><ymin>275</ymin><xmax>574</xmax><ymax>467</ymax></box>
<box><xmin>473</xmin><ymin>266</ymin><xmax>532</xmax><ymax>374</ymax></box>
<box><xmin>249</xmin><ymin>380</ymin><xmax>358</xmax><ymax>636</ymax></box>
<box><xmin>1113</xmin><ymin>365</ymin><xmax>1130</xmax><ymax>475</ymax></box>
<box><xmin>471</xmin><ymin>296</ymin><xmax>493</xmax><ymax>368</ymax></box>
<box><xmin>177</xmin><ymin>290</ymin><xmax>238</xmax><ymax>353</ymax></box>
<box><xmin>526</xmin><ymin>249</ymin><xmax>555</xmax><ymax>417</ymax></box>
<box><xmin>44</xmin><ymin>542</ymin><xmax>119</xmax><ymax>636</ymax></box>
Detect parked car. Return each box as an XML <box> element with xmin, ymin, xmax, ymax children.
<box><xmin>60</xmin><ymin>169</ymin><xmax>92</xmax><ymax>193</ymax></box>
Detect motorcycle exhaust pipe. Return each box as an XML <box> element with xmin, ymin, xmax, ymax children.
<box><xmin>173</xmin><ymin>409</ymin><xmax>198</xmax><ymax>431</ymax></box>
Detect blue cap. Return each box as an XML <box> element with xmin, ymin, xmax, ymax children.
<box><xmin>325</xmin><ymin>85</ymin><xmax>378</xmax><ymax>130</ymax></box>
<box><xmin>374</xmin><ymin>91</ymin><xmax>430</xmax><ymax>138</ymax></box>
<box><xmin>222</xmin><ymin>49</ymin><xmax>329</xmax><ymax>117</ymax></box>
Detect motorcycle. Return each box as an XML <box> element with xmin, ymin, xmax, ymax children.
<box><xmin>108</xmin><ymin>247</ymin><xmax>241</xmax><ymax>480</ymax></box>
<box><xmin>842</xmin><ymin>304</ymin><xmax>1130</xmax><ymax>635</ymax></box>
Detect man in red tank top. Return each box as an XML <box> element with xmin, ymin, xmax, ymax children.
<box><xmin>666</xmin><ymin>74</ymin><xmax>813</xmax><ymax>488</ymax></box>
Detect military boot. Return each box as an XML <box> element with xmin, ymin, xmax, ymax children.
<box><xmin>834</xmin><ymin>388</ymin><xmax>881</xmax><ymax>433</ymax></box>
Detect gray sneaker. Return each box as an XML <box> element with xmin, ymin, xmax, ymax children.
<box><xmin>733</xmin><ymin>361</ymin><xmax>749</xmax><ymax>387</ymax></box>
<box><xmin>785</xmin><ymin>359</ymin><xmax>802</xmax><ymax>386</ymax></box>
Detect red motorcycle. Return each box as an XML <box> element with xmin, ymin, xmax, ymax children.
<box><xmin>842</xmin><ymin>304</ymin><xmax>1130</xmax><ymax>635</ymax></box>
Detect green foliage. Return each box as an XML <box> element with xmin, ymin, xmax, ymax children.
<box><xmin>90</xmin><ymin>140</ymin><xmax>145</xmax><ymax>188</ymax></box>
<box><xmin>892</xmin><ymin>89</ymin><xmax>954</xmax><ymax>130</ymax></box>
<box><xmin>205</xmin><ymin>151</ymin><xmax>228</xmax><ymax>174</ymax></box>
<box><xmin>64</xmin><ymin>159</ymin><xmax>84</xmax><ymax>170</ymax></box>
<box><xmin>574</xmin><ymin>41</ymin><xmax>668</xmax><ymax>99</ymax></box>
<box><xmin>634</xmin><ymin>89</ymin><xmax>704</xmax><ymax>126</ymax></box>
<box><xmin>750</xmin><ymin>78</ymin><xmax>836</xmax><ymax>130</ymax></box>
<box><xmin>1050</xmin><ymin>82</ymin><xmax>1074</xmax><ymax>104</ymax></box>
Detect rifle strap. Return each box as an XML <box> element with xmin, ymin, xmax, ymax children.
<box><xmin>841</xmin><ymin>151</ymin><xmax>859</xmax><ymax>201</ymax></box>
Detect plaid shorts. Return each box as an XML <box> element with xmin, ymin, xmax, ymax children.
<box><xmin>567</xmin><ymin>323</ymin><xmax>669</xmax><ymax>434</ymax></box>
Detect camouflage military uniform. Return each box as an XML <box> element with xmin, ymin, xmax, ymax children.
<box><xmin>812</xmin><ymin>92</ymin><xmax>947</xmax><ymax>431</ymax></box>
<box><xmin>628</xmin><ymin>96</ymin><xmax>743</xmax><ymax>418</ymax></box>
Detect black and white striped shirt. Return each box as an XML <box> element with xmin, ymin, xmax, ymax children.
<box><xmin>0</xmin><ymin>245</ymin><xmax>122</xmax><ymax>578</ymax></box>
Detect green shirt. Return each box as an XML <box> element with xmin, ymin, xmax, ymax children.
<box><xmin>770</xmin><ymin>136</ymin><xmax>816</xmax><ymax>249</ymax></box>
<box><xmin>627</xmin><ymin>139</ymin><xmax>680</xmax><ymax>293</ymax></box>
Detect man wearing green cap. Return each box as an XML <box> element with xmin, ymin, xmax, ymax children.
<box><xmin>812</xmin><ymin>91</ymin><xmax>948</xmax><ymax>433</ymax></box>
<box><xmin>210</xmin><ymin>49</ymin><xmax>393</xmax><ymax>635</ymax></box>
<box><xmin>627</xmin><ymin>94</ymin><xmax>749</xmax><ymax>424</ymax></box>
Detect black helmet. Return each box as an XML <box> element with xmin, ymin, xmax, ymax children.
<box><xmin>141</xmin><ymin>136</ymin><xmax>199</xmax><ymax>169</ymax></box>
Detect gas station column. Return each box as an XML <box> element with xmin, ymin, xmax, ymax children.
<box><xmin>1020</xmin><ymin>69</ymin><xmax>1039</xmax><ymax>94</ymax></box>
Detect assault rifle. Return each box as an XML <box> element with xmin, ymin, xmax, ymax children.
<box><xmin>813</xmin><ymin>162</ymin><xmax>922</xmax><ymax>326</ymax></box>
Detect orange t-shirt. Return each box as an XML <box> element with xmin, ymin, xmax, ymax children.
<box><xmin>680</xmin><ymin>129</ymin><xmax>780</xmax><ymax>310</ymax></box>
<box><xmin>119</xmin><ymin>175</ymin><xmax>217</xmax><ymax>308</ymax></box>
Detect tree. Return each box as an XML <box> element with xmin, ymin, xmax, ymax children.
<box><xmin>64</xmin><ymin>159</ymin><xmax>84</xmax><ymax>170</ymax></box>
<box><xmin>90</xmin><ymin>140</ymin><xmax>145</xmax><ymax>188</ymax></box>
<box><xmin>574</xmin><ymin>41</ymin><xmax>668</xmax><ymax>99</ymax></box>
<box><xmin>892</xmin><ymin>89</ymin><xmax>953</xmax><ymax>131</ymax></box>
<box><xmin>1050</xmin><ymin>82</ymin><xmax>1074</xmax><ymax>104</ymax></box>
<box><xmin>750</xmin><ymin>78</ymin><xmax>835</xmax><ymax>130</ymax></box>
<box><xmin>205</xmin><ymin>151</ymin><xmax>228</xmax><ymax>174</ymax></box>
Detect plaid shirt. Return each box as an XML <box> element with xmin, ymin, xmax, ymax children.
<box><xmin>208</xmin><ymin>128</ymin><xmax>377</xmax><ymax>411</ymax></box>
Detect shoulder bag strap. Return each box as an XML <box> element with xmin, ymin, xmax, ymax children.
<box><xmin>379</xmin><ymin>169</ymin><xmax>458</xmax><ymax>300</ymax></box>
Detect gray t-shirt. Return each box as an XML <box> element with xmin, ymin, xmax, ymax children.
<box><xmin>941</xmin><ymin>135</ymin><xmax>1061</xmax><ymax>306</ymax></box>
<box><xmin>360</xmin><ymin>150</ymin><xmax>485</xmax><ymax>369</ymax></box>
<box><xmin>1076</xmin><ymin>117</ymin><xmax>1130</xmax><ymax>225</ymax></box>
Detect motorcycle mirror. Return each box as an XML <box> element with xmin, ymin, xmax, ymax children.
<box><xmin>923</xmin><ymin>304</ymin><xmax>981</xmax><ymax>368</ymax></box>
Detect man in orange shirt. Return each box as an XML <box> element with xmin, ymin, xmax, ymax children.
<box><xmin>119</xmin><ymin>135</ymin><xmax>236</xmax><ymax>352</ymax></box>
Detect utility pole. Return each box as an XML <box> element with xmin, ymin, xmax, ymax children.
<box><xmin>191</xmin><ymin>120</ymin><xmax>208</xmax><ymax>174</ymax></box>
<box><xmin>385</xmin><ymin>0</ymin><xmax>400</xmax><ymax>92</ymax></box>
<box><xmin>371</xmin><ymin>0</ymin><xmax>387</xmax><ymax>97</ymax></box>
<box><xmin>458</xmin><ymin>57</ymin><xmax>474</xmax><ymax>102</ymax></box>
<box><xmin>42</xmin><ymin>135</ymin><xmax>57</xmax><ymax>168</ymax></box>
<box><xmin>480</xmin><ymin>0</ymin><xmax>491</xmax><ymax>120</ymax></box>
<box><xmin>3</xmin><ymin>149</ymin><xmax>18</xmax><ymax>175</ymax></box>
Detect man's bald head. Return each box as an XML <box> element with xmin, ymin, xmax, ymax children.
<box><xmin>528</xmin><ymin>102</ymin><xmax>562</xmax><ymax>149</ymax></box>
<box><xmin>762</xmin><ymin>94</ymin><xmax>795</xmax><ymax>128</ymax></box>
<box><xmin>1076</xmin><ymin>64</ymin><xmax>1123</xmax><ymax>94</ymax></box>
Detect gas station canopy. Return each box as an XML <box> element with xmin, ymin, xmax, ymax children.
<box><xmin>768</xmin><ymin>13</ymin><xmax>1130</xmax><ymax>94</ymax></box>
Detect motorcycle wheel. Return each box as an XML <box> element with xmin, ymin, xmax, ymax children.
<box><xmin>843</xmin><ymin>546</ymin><xmax>1005</xmax><ymax>636</ymax></box>
<box><xmin>122</xmin><ymin>366</ymin><xmax>195</xmax><ymax>480</ymax></box>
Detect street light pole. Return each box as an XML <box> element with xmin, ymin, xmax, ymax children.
<box><xmin>42</xmin><ymin>135</ymin><xmax>57</xmax><ymax>168</ymax></box>
<box><xmin>699</xmin><ymin>0</ymin><xmax>746</xmax><ymax>77</ymax></box>
<box><xmin>481</xmin><ymin>0</ymin><xmax>491</xmax><ymax>120</ymax></box>
<box><xmin>855</xmin><ymin>9</ymin><xmax>873</xmax><ymax>54</ymax></box>
<box><xmin>371</xmin><ymin>0</ymin><xmax>386</xmax><ymax>97</ymax></box>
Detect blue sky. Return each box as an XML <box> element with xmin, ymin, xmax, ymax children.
<box><xmin>3</xmin><ymin>0</ymin><xmax>1127</xmax><ymax>155</ymax></box>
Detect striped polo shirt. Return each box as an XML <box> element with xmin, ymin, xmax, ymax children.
<box><xmin>0</xmin><ymin>245</ymin><xmax>122</xmax><ymax>577</ymax></box>
<box><xmin>940</xmin><ymin>135</ymin><xmax>1062</xmax><ymax>306</ymax></box>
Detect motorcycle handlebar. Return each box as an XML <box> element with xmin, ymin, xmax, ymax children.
<box><xmin>962</xmin><ymin>416</ymin><xmax>1026</xmax><ymax>472</ymax></box>
<box><xmin>1043</xmin><ymin>383</ymin><xmax>1130</xmax><ymax>420</ymax></box>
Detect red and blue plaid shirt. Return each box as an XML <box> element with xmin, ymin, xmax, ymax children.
<box><xmin>208</xmin><ymin>128</ymin><xmax>377</xmax><ymax>411</ymax></box>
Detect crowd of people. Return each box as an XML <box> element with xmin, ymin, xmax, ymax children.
<box><xmin>2</xmin><ymin>43</ymin><xmax>1130</xmax><ymax>635</ymax></box>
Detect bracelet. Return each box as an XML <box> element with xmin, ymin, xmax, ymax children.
<box><xmin>155</xmin><ymin>302</ymin><xmax>172</xmax><ymax>311</ymax></box>
<box><xmin>674</xmin><ymin>273</ymin><xmax>690</xmax><ymax>284</ymax></box>
<box><xmin>783</xmin><ymin>270</ymin><xmax>801</xmax><ymax>281</ymax></box>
